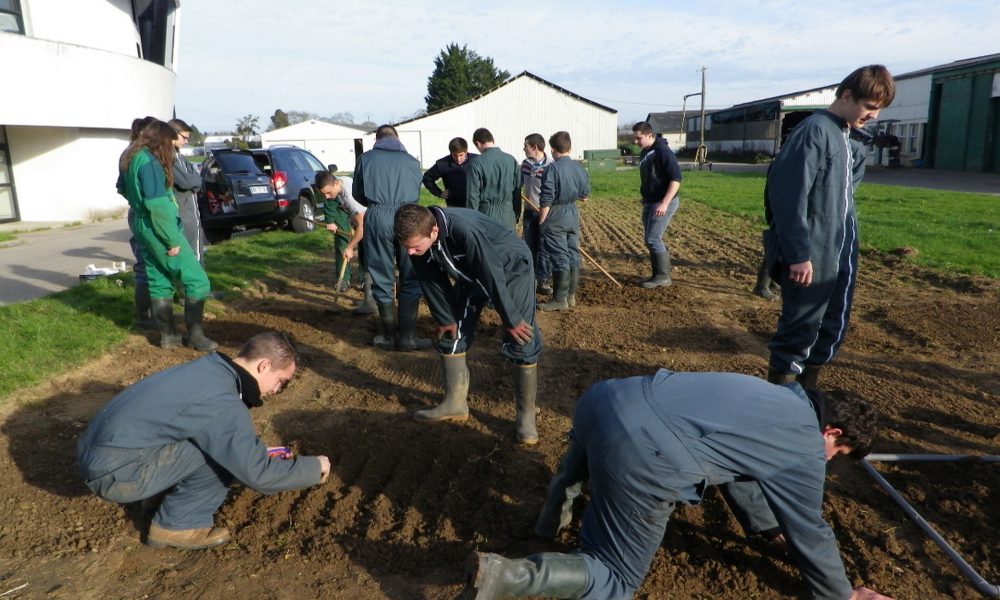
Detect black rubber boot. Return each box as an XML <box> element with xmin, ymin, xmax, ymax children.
<box><xmin>397</xmin><ymin>298</ymin><xmax>432</xmax><ymax>351</ymax></box>
<box><xmin>351</xmin><ymin>273</ymin><xmax>377</xmax><ymax>316</ymax></box>
<box><xmin>534</xmin><ymin>440</ymin><xmax>586</xmax><ymax>539</ymax></box>
<box><xmin>151</xmin><ymin>298</ymin><xmax>182</xmax><ymax>349</ymax></box>
<box><xmin>134</xmin><ymin>281</ymin><xmax>157</xmax><ymax>330</ymax></box>
<box><xmin>514</xmin><ymin>364</ymin><xmax>538</xmax><ymax>445</ymax></box>
<box><xmin>539</xmin><ymin>271</ymin><xmax>570</xmax><ymax>312</ymax></box>
<box><xmin>184</xmin><ymin>298</ymin><xmax>218</xmax><ymax>352</ymax></box>
<box><xmin>566</xmin><ymin>267</ymin><xmax>580</xmax><ymax>308</ymax></box>
<box><xmin>766</xmin><ymin>367</ymin><xmax>796</xmax><ymax>385</ymax></box>
<box><xmin>797</xmin><ymin>364</ymin><xmax>822</xmax><ymax>390</ymax></box>
<box><xmin>641</xmin><ymin>251</ymin><xmax>672</xmax><ymax>288</ymax></box>
<box><xmin>467</xmin><ymin>551</ymin><xmax>589</xmax><ymax>600</ymax></box>
<box><xmin>374</xmin><ymin>301</ymin><xmax>395</xmax><ymax>350</ymax></box>
<box><xmin>414</xmin><ymin>353</ymin><xmax>470</xmax><ymax>422</ymax></box>
<box><xmin>752</xmin><ymin>260</ymin><xmax>777</xmax><ymax>300</ymax></box>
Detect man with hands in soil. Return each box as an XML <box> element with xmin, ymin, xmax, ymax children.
<box><xmin>394</xmin><ymin>203</ymin><xmax>543</xmax><ymax>445</ymax></box>
<box><xmin>77</xmin><ymin>331</ymin><xmax>330</xmax><ymax>550</ymax></box>
<box><xmin>765</xmin><ymin>65</ymin><xmax>895</xmax><ymax>389</ymax></box>
<box><xmin>466</xmin><ymin>370</ymin><xmax>893</xmax><ymax>600</ymax></box>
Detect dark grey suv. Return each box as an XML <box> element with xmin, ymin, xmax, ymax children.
<box><xmin>197</xmin><ymin>146</ymin><xmax>333</xmax><ymax>243</ymax></box>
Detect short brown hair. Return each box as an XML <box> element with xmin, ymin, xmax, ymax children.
<box><xmin>448</xmin><ymin>137</ymin><xmax>468</xmax><ymax>154</ymax></box>
<box><xmin>524</xmin><ymin>133</ymin><xmax>545</xmax><ymax>151</ymax></box>
<box><xmin>238</xmin><ymin>331</ymin><xmax>299</xmax><ymax>369</ymax></box>
<box><xmin>549</xmin><ymin>131</ymin><xmax>572</xmax><ymax>154</ymax></box>
<box><xmin>473</xmin><ymin>128</ymin><xmax>494</xmax><ymax>145</ymax></box>
<box><xmin>810</xmin><ymin>389</ymin><xmax>880</xmax><ymax>459</ymax></box>
<box><xmin>394</xmin><ymin>204</ymin><xmax>436</xmax><ymax>242</ymax></box>
<box><xmin>315</xmin><ymin>171</ymin><xmax>338</xmax><ymax>189</ymax></box>
<box><xmin>632</xmin><ymin>122</ymin><xmax>654</xmax><ymax>136</ymax></box>
<box><xmin>836</xmin><ymin>65</ymin><xmax>895</xmax><ymax>107</ymax></box>
<box><xmin>375</xmin><ymin>124</ymin><xmax>398</xmax><ymax>140</ymax></box>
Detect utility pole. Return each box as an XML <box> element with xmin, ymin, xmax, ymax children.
<box><xmin>697</xmin><ymin>65</ymin><xmax>708</xmax><ymax>170</ymax></box>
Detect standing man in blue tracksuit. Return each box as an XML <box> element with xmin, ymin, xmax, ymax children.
<box><xmin>520</xmin><ymin>133</ymin><xmax>555</xmax><ymax>295</ymax></box>
<box><xmin>538</xmin><ymin>131</ymin><xmax>590</xmax><ymax>312</ymax></box>
<box><xmin>766</xmin><ymin>65</ymin><xmax>895</xmax><ymax>388</ymax></box>
<box><xmin>422</xmin><ymin>137</ymin><xmax>478</xmax><ymax>208</ymax></box>
<box><xmin>395</xmin><ymin>204</ymin><xmax>542</xmax><ymax>445</ymax></box>
<box><xmin>466</xmin><ymin>370</ymin><xmax>893</xmax><ymax>600</ymax></box>
<box><xmin>633</xmin><ymin>122</ymin><xmax>682</xmax><ymax>288</ymax></box>
<box><xmin>77</xmin><ymin>331</ymin><xmax>330</xmax><ymax>550</ymax></box>
<box><xmin>354</xmin><ymin>124</ymin><xmax>431</xmax><ymax>352</ymax></box>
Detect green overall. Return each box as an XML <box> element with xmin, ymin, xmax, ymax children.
<box><xmin>121</xmin><ymin>149</ymin><xmax>210</xmax><ymax>301</ymax></box>
<box><xmin>318</xmin><ymin>189</ymin><xmax>353</xmax><ymax>284</ymax></box>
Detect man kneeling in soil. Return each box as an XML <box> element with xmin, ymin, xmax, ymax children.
<box><xmin>466</xmin><ymin>370</ymin><xmax>893</xmax><ymax>600</ymax></box>
<box><xmin>77</xmin><ymin>331</ymin><xmax>330</xmax><ymax>550</ymax></box>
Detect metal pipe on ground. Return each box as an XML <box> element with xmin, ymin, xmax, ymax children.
<box><xmin>861</xmin><ymin>455</ymin><xmax>999</xmax><ymax>598</ymax></box>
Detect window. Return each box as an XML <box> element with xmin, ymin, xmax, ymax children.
<box><xmin>0</xmin><ymin>127</ymin><xmax>19</xmax><ymax>222</ymax></box>
<box><xmin>0</xmin><ymin>0</ymin><xmax>24</xmax><ymax>34</ymax></box>
<box><xmin>906</xmin><ymin>123</ymin><xmax>921</xmax><ymax>154</ymax></box>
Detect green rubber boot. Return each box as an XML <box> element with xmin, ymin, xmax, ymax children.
<box><xmin>414</xmin><ymin>353</ymin><xmax>470</xmax><ymax>422</ymax></box>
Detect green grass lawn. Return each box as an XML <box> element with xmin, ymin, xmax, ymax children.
<box><xmin>592</xmin><ymin>169</ymin><xmax>999</xmax><ymax>278</ymax></box>
<box><xmin>0</xmin><ymin>230</ymin><xmax>333</xmax><ymax>401</ymax></box>
<box><xmin>1</xmin><ymin>169</ymin><xmax>995</xmax><ymax>401</ymax></box>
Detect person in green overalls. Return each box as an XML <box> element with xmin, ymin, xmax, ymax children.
<box><xmin>117</xmin><ymin>119</ymin><xmax>216</xmax><ymax>351</ymax></box>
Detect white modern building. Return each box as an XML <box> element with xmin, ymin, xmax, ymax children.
<box><xmin>361</xmin><ymin>71</ymin><xmax>618</xmax><ymax>169</ymax></box>
<box><xmin>0</xmin><ymin>0</ymin><xmax>179</xmax><ymax>224</ymax></box>
<box><xmin>260</xmin><ymin>120</ymin><xmax>370</xmax><ymax>173</ymax></box>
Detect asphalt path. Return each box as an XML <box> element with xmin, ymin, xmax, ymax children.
<box><xmin>0</xmin><ymin>219</ymin><xmax>134</xmax><ymax>306</ymax></box>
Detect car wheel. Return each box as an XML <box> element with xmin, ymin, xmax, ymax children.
<box><xmin>204</xmin><ymin>228</ymin><xmax>232</xmax><ymax>244</ymax></box>
<box><xmin>291</xmin><ymin>195</ymin><xmax>316</xmax><ymax>234</ymax></box>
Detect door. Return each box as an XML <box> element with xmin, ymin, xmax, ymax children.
<box><xmin>0</xmin><ymin>127</ymin><xmax>18</xmax><ymax>223</ymax></box>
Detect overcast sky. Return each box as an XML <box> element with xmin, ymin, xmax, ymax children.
<box><xmin>175</xmin><ymin>0</ymin><xmax>999</xmax><ymax>134</ymax></box>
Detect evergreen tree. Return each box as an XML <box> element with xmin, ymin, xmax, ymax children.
<box><xmin>425</xmin><ymin>43</ymin><xmax>510</xmax><ymax>113</ymax></box>
<box><xmin>269</xmin><ymin>109</ymin><xmax>290</xmax><ymax>131</ymax></box>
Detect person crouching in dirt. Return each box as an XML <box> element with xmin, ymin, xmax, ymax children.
<box><xmin>76</xmin><ymin>331</ymin><xmax>330</xmax><ymax>550</ymax></box>
<box><xmin>465</xmin><ymin>370</ymin><xmax>894</xmax><ymax>600</ymax></box>
<box><xmin>315</xmin><ymin>171</ymin><xmax>376</xmax><ymax>315</ymax></box>
<box><xmin>394</xmin><ymin>204</ymin><xmax>543</xmax><ymax>445</ymax></box>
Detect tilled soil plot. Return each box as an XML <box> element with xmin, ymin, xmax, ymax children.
<box><xmin>0</xmin><ymin>198</ymin><xmax>997</xmax><ymax>599</ymax></box>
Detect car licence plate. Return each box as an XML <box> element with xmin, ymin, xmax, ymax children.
<box><xmin>249</xmin><ymin>185</ymin><xmax>269</xmax><ymax>195</ymax></box>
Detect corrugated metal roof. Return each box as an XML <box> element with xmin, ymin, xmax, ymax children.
<box><xmin>894</xmin><ymin>52</ymin><xmax>1000</xmax><ymax>80</ymax></box>
<box><xmin>645</xmin><ymin>111</ymin><xmax>686</xmax><ymax>132</ymax></box>
<box><xmin>393</xmin><ymin>70</ymin><xmax>616</xmax><ymax>127</ymax></box>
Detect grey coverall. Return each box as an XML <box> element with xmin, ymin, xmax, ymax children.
<box><xmin>353</xmin><ymin>139</ymin><xmax>424</xmax><ymax>304</ymax></box>
<box><xmin>77</xmin><ymin>353</ymin><xmax>322</xmax><ymax>531</ymax></box>
<box><xmin>555</xmin><ymin>370</ymin><xmax>855</xmax><ymax>600</ymax></box>
<box><xmin>539</xmin><ymin>156</ymin><xmax>590</xmax><ymax>272</ymax></box>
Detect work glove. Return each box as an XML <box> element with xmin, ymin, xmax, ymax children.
<box><xmin>506</xmin><ymin>321</ymin><xmax>533</xmax><ymax>345</ymax></box>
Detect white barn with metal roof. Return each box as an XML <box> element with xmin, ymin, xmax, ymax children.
<box><xmin>362</xmin><ymin>71</ymin><xmax>618</xmax><ymax>168</ymax></box>
<box><xmin>260</xmin><ymin>120</ymin><xmax>370</xmax><ymax>173</ymax></box>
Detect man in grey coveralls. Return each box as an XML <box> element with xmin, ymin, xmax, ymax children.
<box><xmin>465</xmin><ymin>370</ymin><xmax>893</xmax><ymax>600</ymax></box>
<box><xmin>77</xmin><ymin>331</ymin><xmax>330</xmax><ymax>550</ymax></box>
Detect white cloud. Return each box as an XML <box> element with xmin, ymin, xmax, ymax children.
<box><xmin>175</xmin><ymin>0</ymin><xmax>1000</xmax><ymax>131</ymax></box>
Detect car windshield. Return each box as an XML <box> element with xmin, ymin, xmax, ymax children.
<box><xmin>214</xmin><ymin>152</ymin><xmax>265</xmax><ymax>175</ymax></box>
